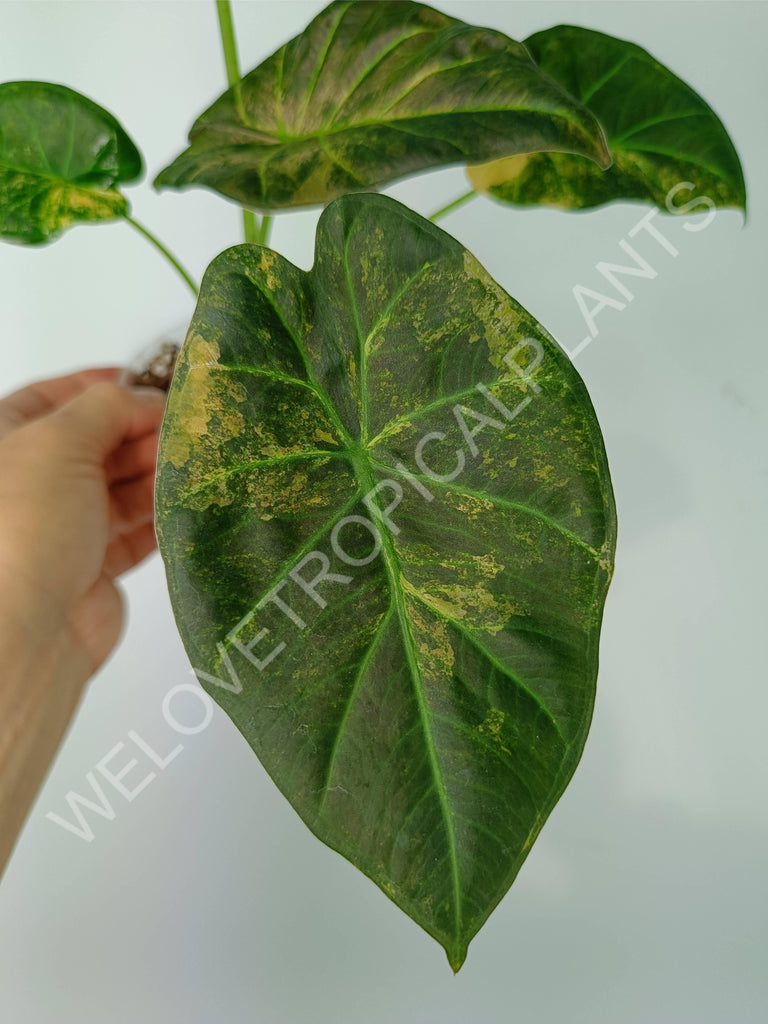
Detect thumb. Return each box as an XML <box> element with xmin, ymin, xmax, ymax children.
<box><xmin>51</xmin><ymin>381</ymin><xmax>167</xmax><ymax>462</ymax></box>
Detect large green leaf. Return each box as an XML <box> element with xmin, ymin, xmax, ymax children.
<box><xmin>154</xmin><ymin>0</ymin><xmax>610</xmax><ymax>210</ymax></box>
<box><xmin>0</xmin><ymin>81</ymin><xmax>142</xmax><ymax>244</ymax></box>
<box><xmin>468</xmin><ymin>25</ymin><xmax>746</xmax><ymax>212</ymax></box>
<box><xmin>155</xmin><ymin>193</ymin><xmax>616</xmax><ymax>969</ymax></box>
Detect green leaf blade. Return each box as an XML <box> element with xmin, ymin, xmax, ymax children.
<box><xmin>156</xmin><ymin>194</ymin><xmax>616</xmax><ymax>967</ymax></box>
<box><xmin>0</xmin><ymin>81</ymin><xmax>142</xmax><ymax>244</ymax></box>
<box><xmin>468</xmin><ymin>25</ymin><xmax>746</xmax><ymax>212</ymax></box>
<box><xmin>154</xmin><ymin>1</ymin><xmax>610</xmax><ymax>209</ymax></box>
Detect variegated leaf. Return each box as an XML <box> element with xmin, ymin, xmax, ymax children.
<box><xmin>155</xmin><ymin>193</ymin><xmax>616</xmax><ymax>969</ymax></box>
<box><xmin>0</xmin><ymin>81</ymin><xmax>142</xmax><ymax>244</ymax></box>
<box><xmin>154</xmin><ymin>0</ymin><xmax>610</xmax><ymax>210</ymax></box>
<box><xmin>468</xmin><ymin>25</ymin><xmax>746</xmax><ymax>212</ymax></box>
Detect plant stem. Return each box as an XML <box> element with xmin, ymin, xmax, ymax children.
<box><xmin>125</xmin><ymin>216</ymin><xmax>198</xmax><ymax>297</ymax></box>
<box><xmin>215</xmin><ymin>0</ymin><xmax>260</xmax><ymax>245</ymax></box>
<box><xmin>256</xmin><ymin>214</ymin><xmax>273</xmax><ymax>246</ymax></box>
<box><xmin>215</xmin><ymin>0</ymin><xmax>244</xmax><ymax>117</ymax></box>
<box><xmin>428</xmin><ymin>189</ymin><xmax>478</xmax><ymax>223</ymax></box>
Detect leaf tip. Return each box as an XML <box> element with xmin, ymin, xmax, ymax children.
<box><xmin>152</xmin><ymin>167</ymin><xmax>170</xmax><ymax>192</ymax></box>
<box><xmin>153</xmin><ymin>154</ymin><xmax>188</xmax><ymax>193</ymax></box>
<box><xmin>445</xmin><ymin>942</ymin><xmax>468</xmax><ymax>974</ymax></box>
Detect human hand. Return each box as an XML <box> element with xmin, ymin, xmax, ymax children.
<box><xmin>0</xmin><ymin>367</ymin><xmax>167</xmax><ymax>674</ymax></box>
<box><xmin>0</xmin><ymin>368</ymin><xmax>167</xmax><ymax>873</ymax></box>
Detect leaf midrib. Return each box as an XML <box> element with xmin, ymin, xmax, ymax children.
<box><xmin>201</xmin><ymin>103</ymin><xmax>594</xmax><ymax>150</ymax></box>
<box><xmin>339</xmin><ymin>249</ymin><xmax>464</xmax><ymax>949</ymax></box>
<box><xmin>357</xmin><ymin>452</ymin><xmax>464</xmax><ymax>947</ymax></box>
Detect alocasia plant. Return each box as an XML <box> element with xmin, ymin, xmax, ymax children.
<box><xmin>0</xmin><ymin>0</ymin><xmax>745</xmax><ymax>969</ymax></box>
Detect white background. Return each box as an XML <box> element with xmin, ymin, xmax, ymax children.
<box><xmin>0</xmin><ymin>2</ymin><xmax>766</xmax><ymax>1021</ymax></box>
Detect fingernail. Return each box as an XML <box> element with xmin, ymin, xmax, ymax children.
<box><xmin>129</xmin><ymin>385</ymin><xmax>168</xmax><ymax>406</ymax></box>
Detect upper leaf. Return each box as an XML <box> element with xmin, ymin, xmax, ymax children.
<box><xmin>468</xmin><ymin>25</ymin><xmax>746</xmax><ymax>212</ymax></box>
<box><xmin>0</xmin><ymin>81</ymin><xmax>142</xmax><ymax>244</ymax></box>
<box><xmin>154</xmin><ymin>0</ymin><xmax>610</xmax><ymax>209</ymax></box>
<box><xmin>155</xmin><ymin>193</ymin><xmax>616</xmax><ymax>969</ymax></box>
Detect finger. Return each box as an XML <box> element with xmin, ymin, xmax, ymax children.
<box><xmin>106</xmin><ymin>430</ymin><xmax>160</xmax><ymax>484</ymax></box>
<box><xmin>109</xmin><ymin>473</ymin><xmax>155</xmax><ymax>535</ymax></box>
<box><xmin>103</xmin><ymin>522</ymin><xmax>157</xmax><ymax>579</ymax></box>
<box><xmin>50</xmin><ymin>381</ymin><xmax>167</xmax><ymax>463</ymax></box>
<box><xmin>0</xmin><ymin>367</ymin><xmax>122</xmax><ymax>439</ymax></box>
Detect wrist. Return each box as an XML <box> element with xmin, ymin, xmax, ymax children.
<box><xmin>0</xmin><ymin>524</ymin><xmax>69</xmax><ymax>614</ymax></box>
<box><xmin>0</xmin><ymin>551</ymin><xmax>92</xmax><ymax>877</ymax></box>
<box><xmin>0</xmin><ymin>545</ymin><xmax>87</xmax><ymax>698</ymax></box>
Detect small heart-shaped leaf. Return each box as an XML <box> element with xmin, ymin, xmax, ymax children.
<box><xmin>155</xmin><ymin>0</ymin><xmax>610</xmax><ymax>210</ymax></box>
<box><xmin>155</xmin><ymin>193</ymin><xmax>616</xmax><ymax>969</ymax></box>
<box><xmin>0</xmin><ymin>81</ymin><xmax>142</xmax><ymax>244</ymax></box>
<box><xmin>468</xmin><ymin>25</ymin><xmax>745</xmax><ymax>212</ymax></box>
